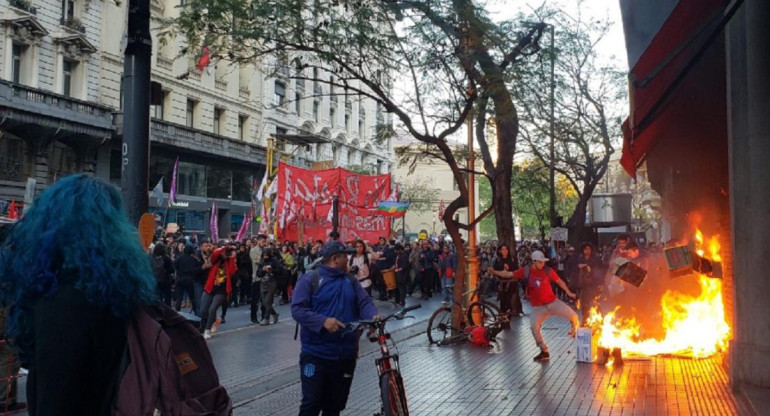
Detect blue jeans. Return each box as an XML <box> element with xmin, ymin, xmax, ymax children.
<box><xmin>441</xmin><ymin>277</ymin><xmax>453</xmax><ymax>302</ymax></box>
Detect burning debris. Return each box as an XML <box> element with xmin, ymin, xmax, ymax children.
<box><xmin>582</xmin><ymin>230</ymin><xmax>731</xmax><ymax>363</ymax></box>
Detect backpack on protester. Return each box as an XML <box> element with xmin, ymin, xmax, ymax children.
<box><xmin>293</xmin><ymin>270</ymin><xmax>359</xmax><ymax>340</ymax></box>
<box><xmin>113</xmin><ymin>303</ymin><xmax>232</xmax><ymax>416</ymax></box>
<box><xmin>151</xmin><ymin>255</ymin><xmax>170</xmax><ymax>285</ymax></box>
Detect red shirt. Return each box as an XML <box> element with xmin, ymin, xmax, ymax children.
<box><xmin>513</xmin><ymin>266</ymin><xmax>560</xmax><ymax>306</ymax></box>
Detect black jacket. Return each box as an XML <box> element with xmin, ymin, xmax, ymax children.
<box><xmin>174</xmin><ymin>252</ymin><xmax>202</xmax><ymax>282</ymax></box>
<box><xmin>256</xmin><ymin>255</ymin><xmax>285</xmax><ymax>283</ymax></box>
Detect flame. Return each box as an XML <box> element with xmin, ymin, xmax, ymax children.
<box><xmin>587</xmin><ymin>230</ymin><xmax>731</xmax><ymax>359</ymax></box>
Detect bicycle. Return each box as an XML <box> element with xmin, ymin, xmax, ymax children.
<box><xmin>426</xmin><ymin>277</ymin><xmax>509</xmax><ymax>345</ymax></box>
<box><xmin>346</xmin><ymin>304</ymin><xmax>422</xmax><ymax>416</ymax></box>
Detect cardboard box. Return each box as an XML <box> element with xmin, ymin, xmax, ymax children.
<box><xmin>576</xmin><ymin>327</ymin><xmax>596</xmax><ymax>363</ymax></box>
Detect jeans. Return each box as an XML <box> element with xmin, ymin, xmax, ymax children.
<box><xmin>529</xmin><ymin>299</ymin><xmax>579</xmax><ymax>353</ymax></box>
<box><xmin>200</xmin><ymin>292</ymin><xmax>227</xmax><ymax>331</ymax></box>
<box><xmin>441</xmin><ymin>276</ymin><xmax>453</xmax><ymax>302</ymax></box>
<box><xmin>174</xmin><ymin>278</ymin><xmax>198</xmax><ymax>313</ymax></box>
<box><xmin>261</xmin><ymin>280</ymin><xmax>278</xmax><ymax>318</ymax></box>
<box><xmin>299</xmin><ymin>353</ymin><xmax>357</xmax><ymax>416</ymax></box>
<box><xmin>251</xmin><ymin>281</ymin><xmax>263</xmax><ymax>322</ymax></box>
<box><xmin>193</xmin><ymin>281</ymin><xmax>204</xmax><ymax>317</ymax></box>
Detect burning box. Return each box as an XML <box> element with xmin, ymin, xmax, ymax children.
<box><xmin>576</xmin><ymin>327</ymin><xmax>596</xmax><ymax>363</ymax></box>
<box><xmin>614</xmin><ymin>261</ymin><xmax>648</xmax><ymax>287</ymax></box>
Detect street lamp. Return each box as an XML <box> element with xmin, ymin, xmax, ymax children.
<box><xmin>546</xmin><ymin>23</ymin><xmax>557</xmax><ymax>228</ymax></box>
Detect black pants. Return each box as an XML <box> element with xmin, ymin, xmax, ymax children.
<box><xmin>174</xmin><ymin>278</ymin><xmax>198</xmax><ymax>313</ymax></box>
<box><xmin>498</xmin><ymin>280</ymin><xmax>523</xmax><ymax>316</ymax></box>
<box><xmin>157</xmin><ymin>281</ymin><xmax>173</xmax><ymax>306</ymax></box>
<box><xmin>299</xmin><ymin>353</ymin><xmax>357</xmax><ymax>416</ymax></box>
<box><xmin>395</xmin><ymin>271</ymin><xmax>410</xmax><ymax>305</ymax></box>
<box><xmin>419</xmin><ymin>269</ymin><xmax>434</xmax><ymax>297</ymax></box>
<box><xmin>240</xmin><ymin>275</ymin><xmax>251</xmax><ymax>305</ymax></box>
<box><xmin>250</xmin><ymin>281</ymin><xmax>264</xmax><ymax>322</ymax></box>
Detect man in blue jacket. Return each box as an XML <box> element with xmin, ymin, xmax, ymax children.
<box><xmin>291</xmin><ymin>241</ymin><xmax>379</xmax><ymax>416</ymax></box>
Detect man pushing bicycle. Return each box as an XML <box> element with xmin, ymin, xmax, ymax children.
<box><xmin>488</xmin><ymin>250</ymin><xmax>579</xmax><ymax>362</ymax></box>
<box><xmin>292</xmin><ymin>241</ymin><xmax>380</xmax><ymax>416</ymax></box>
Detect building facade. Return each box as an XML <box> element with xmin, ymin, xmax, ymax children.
<box><xmin>0</xmin><ymin>0</ymin><xmax>394</xmax><ymax>235</ymax></box>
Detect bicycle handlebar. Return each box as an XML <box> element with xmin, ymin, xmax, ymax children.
<box><xmin>347</xmin><ymin>304</ymin><xmax>422</xmax><ymax>328</ymax></box>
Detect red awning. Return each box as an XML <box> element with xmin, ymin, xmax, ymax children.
<box><xmin>620</xmin><ymin>0</ymin><xmax>730</xmax><ymax>178</ymax></box>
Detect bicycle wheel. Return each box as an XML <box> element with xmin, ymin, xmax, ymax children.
<box><xmin>380</xmin><ymin>371</ymin><xmax>409</xmax><ymax>416</ymax></box>
<box><xmin>426</xmin><ymin>306</ymin><xmax>453</xmax><ymax>344</ymax></box>
<box><xmin>466</xmin><ymin>301</ymin><xmax>502</xmax><ymax>327</ymax></box>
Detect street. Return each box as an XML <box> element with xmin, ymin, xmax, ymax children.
<box><xmin>205</xmin><ymin>296</ymin><xmax>753</xmax><ymax>416</ymax></box>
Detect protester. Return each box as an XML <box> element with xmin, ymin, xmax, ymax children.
<box><xmin>576</xmin><ymin>242</ymin><xmax>604</xmax><ymax>325</ymax></box>
<box><xmin>174</xmin><ymin>244</ymin><xmax>202</xmax><ymax>314</ymax></box>
<box><xmin>488</xmin><ymin>250</ymin><xmax>578</xmax><ymax>361</ymax></box>
<box><xmin>150</xmin><ymin>242</ymin><xmax>175</xmax><ymax>306</ymax></box>
<box><xmin>200</xmin><ymin>245</ymin><xmax>237</xmax><ymax>339</ymax></box>
<box><xmin>494</xmin><ymin>244</ymin><xmax>523</xmax><ymax>320</ymax></box>
<box><xmin>257</xmin><ymin>248</ymin><xmax>284</xmax><ymax>325</ymax></box>
<box><xmin>291</xmin><ymin>241</ymin><xmax>379</xmax><ymax>416</ymax></box>
<box><xmin>249</xmin><ymin>235</ymin><xmax>268</xmax><ymax>324</ymax></box>
<box><xmin>0</xmin><ymin>175</ymin><xmax>157</xmax><ymax>415</ymax></box>
<box><xmin>418</xmin><ymin>240</ymin><xmax>436</xmax><ymax>300</ymax></box>
<box><xmin>437</xmin><ymin>245</ymin><xmax>457</xmax><ymax>304</ymax></box>
<box><xmin>235</xmin><ymin>243</ymin><xmax>253</xmax><ymax>306</ymax></box>
<box><xmin>393</xmin><ymin>243</ymin><xmax>411</xmax><ymax>307</ymax></box>
<box><xmin>349</xmin><ymin>240</ymin><xmax>374</xmax><ymax>297</ymax></box>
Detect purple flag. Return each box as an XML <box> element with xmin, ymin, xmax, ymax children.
<box><xmin>235</xmin><ymin>208</ymin><xmax>253</xmax><ymax>241</ymax></box>
<box><xmin>169</xmin><ymin>157</ymin><xmax>179</xmax><ymax>204</ymax></box>
<box><xmin>210</xmin><ymin>200</ymin><xmax>219</xmax><ymax>242</ymax></box>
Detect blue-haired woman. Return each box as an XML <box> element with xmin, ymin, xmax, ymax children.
<box><xmin>0</xmin><ymin>174</ymin><xmax>157</xmax><ymax>415</ymax></box>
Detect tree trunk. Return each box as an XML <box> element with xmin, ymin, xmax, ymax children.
<box><xmin>444</xmin><ymin>207</ymin><xmax>466</xmax><ymax>331</ymax></box>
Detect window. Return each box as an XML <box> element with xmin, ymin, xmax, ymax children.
<box><xmin>274</xmin><ymin>81</ymin><xmax>286</xmax><ymax>107</ymax></box>
<box><xmin>345</xmin><ymin>114</ymin><xmax>350</xmax><ymax>132</ymax></box>
<box><xmin>61</xmin><ymin>0</ymin><xmax>75</xmax><ymax>20</ymax></box>
<box><xmin>359</xmin><ymin>119</ymin><xmax>365</xmax><ymax>139</ymax></box>
<box><xmin>11</xmin><ymin>44</ymin><xmax>24</xmax><ymax>84</ymax></box>
<box><xmin>313</xmin><ymin>100</ymin><xmax>320</xmax><ymax>123</ymax></box>
<box><xmin>62</xmin><ymin>60</ymin><xmax>74</xmax><ymax>97</ymax></box>
<box><xmin>206</xmin><ymin>166</ymin><xmax>232</xmax><ymax>199</ymax></box>
<box><xmin>295</xmin><ymin>92</ymin><xmax>301</xmax><ymax>114</ymax></box>
<box><xmin>186</xmin><ymin>99</ymin><xmax>196</xmax><ymax>128</ymax></box>
<box><xmin>238</xmin><ymin>115</ymin><xmax>248</xmax><ymax>141</ymax></box>
<box><xmin>330</xmin><ymin>107</ymin><xmax>335</xmax><ymax>128</ymax></box>
<box><xmin>213</xmin><ymin>108</ymin><xmax>223</xmax><ymax>135</ymax></box>
<box><xmin>151</xmin><ymin>91</ymin><xmax>166</xmax><ymax>120</ymax></box>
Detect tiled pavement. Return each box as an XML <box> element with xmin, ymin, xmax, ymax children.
<box><xmin>233</xmin><ymin>306</ymin><xmax>755</xmax><ymax>416</ymax></box>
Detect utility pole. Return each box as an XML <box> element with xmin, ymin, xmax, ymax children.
<box><xmin>548</xmin><ymin>23</ymin><xmax>557</xmax><ymax>228</ymax></box>
<box><xmin>466</xmin><ymin>111</ymin><xmax>480</xmax><ymax>324</ymax></box>
<box><xmin>121</xmin><ymin>0</ymin><xmax>152</xmax><ymax>225</ymax></box>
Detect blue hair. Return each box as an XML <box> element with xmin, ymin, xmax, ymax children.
<box><xmin>0</xmin><ymin>174</ymin><xmax>157</xmax><ymax>354</ymax></box>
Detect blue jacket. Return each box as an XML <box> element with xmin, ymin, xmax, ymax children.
<box><xmin>291</xmin><ymin>264</ymin><xmax>378</xmax><ymax>360</ymax></box>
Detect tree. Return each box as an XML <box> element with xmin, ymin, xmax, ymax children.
<box><xmin>168</xmin><ymin>1</ymin><xmax>552</xmax><ymax>316</ymax></box>
<box><xmin>480</xmin><ymin>160</ymin><xmax>578</xmax><ymax>241</ymax></box>
<box><xmin>396</xmin><ymin>176</ymin><xmax>439</xmax><ymax>215</ymax></box>
<box><xmin>513</xmin><ymin>9</ymin><xmax>626</xmax><ymax>243</ymax></box>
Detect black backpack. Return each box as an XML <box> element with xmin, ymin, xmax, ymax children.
<box><xmin>293</xmin><ymin>270</ymin><xmax>359</xmax><ymax>340</ymax></box>
<box><xmin>113</xmin><ymin>303</ymin><xmax>232</xmax><ymax>415</ymax></box>
<box><xmin>151</xmin><ymin>255</ymin><xmax>170</xmax><ymax>285</ymax></box>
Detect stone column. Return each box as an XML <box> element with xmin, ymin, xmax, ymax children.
<box><xmin>727</xmin><ymin>0</ymin><xmax>770</xmax><ymax>390</ymax></box>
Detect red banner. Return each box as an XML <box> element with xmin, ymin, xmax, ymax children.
<box><xmin>275</xmin><ymin>162</ymin><xmax>391</xmax><ymax>244</ymax></box>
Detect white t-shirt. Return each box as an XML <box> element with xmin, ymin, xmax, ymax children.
<box><xmin>349</xmin><ymin>253</ymin><xmax>373</xmax><ymax>288</ymax></box>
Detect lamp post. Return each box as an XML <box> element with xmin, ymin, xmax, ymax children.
<box><xmin>547</xmin><ymin>23</ymin><xmax>557</xmax><ymax>227</ymax></box>
<box><xmin>467</xmin><ymin>106</ymin><xmax>479</xmax><ymax>323</ymax></box>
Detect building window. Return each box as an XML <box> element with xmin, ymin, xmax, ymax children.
<box><xmin>359</xmin><ymin>119</ymin><xmax>365</xmax><ymax>139</ymax></box>
<box><xmin>330</xmin><ymin>107</ymin><xmax>335</xmax><ymax>128</ymax></box>
<box><xmin>11</xmin><ymin>44</ymin><xmax>24</xmax><ymax>84</ymax></box>
<box><xmin>274</xmin><ymin>81</ymin><xmax>286</xmax><ymax>107</ymax></box>
<box><xmin>62</xmin><ymin>60</ymin><xmax>74</xmax><ymax>97</ymax></box>
<box><xmin>213</xmin><ymin>107</ymin><xmax>223</xmax><ymax>135</ymax></box>
<box><xmin>295</xmin><ymin>92</ymin><xmax>301</xmax><ymax>114</ymax></box>
<box><xmin>151</xmin><ymin>91</ymin><xmax>166</xmax><ymax>120</ymax></box>
<box><xmin>345</xmin><ymin>114</ymin><xmax>350</xmax><ymax>132</ymax></box>
<box><xmin>61</xmin><ymin>0</ymin><xmax>75</xmax><ymax>20</ymax></box>
<box><xmin>186</xmin><ymin>99</ymin><xmax>196</xmax><ymax>128</ymax></box>
<box><xmin>313</xmin><ymin>100</ymin><xmax>320</xmax><ymax>123</ymax></box>
<box><xmin>238</xmin><ymin>115</ymin><xmax>248</xmax><ymax>141</ymax></box>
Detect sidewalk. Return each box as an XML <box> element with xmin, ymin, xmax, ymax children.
<box><xmin>235</xmin><ymin>304</ymin><xmax>754</xmax><ymax>416</ymax></box>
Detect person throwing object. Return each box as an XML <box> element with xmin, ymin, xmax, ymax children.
<box><xmin>488</xmin><ymin>250</ymin><xmax>579</xmax><ymax>361</ymax></box>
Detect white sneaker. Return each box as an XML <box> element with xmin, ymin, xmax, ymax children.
<box><xmin>203</xmin><ymin>330</ymin><xmax>211</xmax><ymax>340</ymax></box>
<box><xmin>19</xmin><ymin>367</ymin><xmax>29</xmax><ymax>375</ymax></box>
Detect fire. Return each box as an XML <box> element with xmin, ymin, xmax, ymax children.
<box><xmin>586</xmin><ymin>230</ymin><xmax>731</xmax><ymax>359</ymax></box>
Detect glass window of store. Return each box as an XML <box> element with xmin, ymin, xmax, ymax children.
<box><xmin>207</xmin><ymin>166</ymin><xmax>232</xmax><ymax>199</ymax></box>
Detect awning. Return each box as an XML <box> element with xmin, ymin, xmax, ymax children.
<box><xmin>620</xmin><ymin>0</ymin><xmax>732</xmax><ymax>178</ymax></box>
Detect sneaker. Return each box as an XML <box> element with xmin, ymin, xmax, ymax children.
<box><xmin>260</xmin><ymin>319</ymin><xmax>269</xmax><ymax>326</ymax></box>
<box><xmin>534</xmin><ymin>350</ymin><xmax>550</xmax><ymax>361</ymax></box>
<box><xmin>271</xmin><ymin>313</ymin><xmax>280</xmax><ymax>324</ymax></box>
<box><xmin>19</xmin><ymin>367</ymin><xmax>29</xmax><ymax>375</ymax></box>
<box><xmin>203</xmin><ymin>330</ymin><xmax>212</xmax><ymax>340</ymax></box>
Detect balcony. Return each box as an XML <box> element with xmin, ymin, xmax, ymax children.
<box><xmin>9</xmin><ymin>0</ymin><xmax>37</xmax><ymax>14</ymax></box>
<box><xmin>60</xmin><ymin>17</ymin><xmax>85</xmax><ymax>34</ymax></box>
<box><xmin>146</xmin><ymin>119</ymin><xmax>267</xmax><ymax>165</ymax></box>
<box><xmin>239</xmin><ymin>87</ymin><xmax>250</xmax><ymax>99</ymax></box>
<box><xmin>156</xmin><ymin>55</ymin><xmax>173</xmax><ymax>71</ymax></box>
<box><xmin>0</xmin><ymin>80</ymin><xmax>114</xmax><ymax>149</ymax></box>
